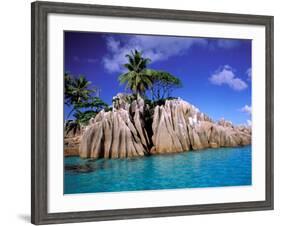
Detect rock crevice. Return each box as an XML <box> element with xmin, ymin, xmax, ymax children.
<box><xmin>76</xmin><ymin>94</ymin><xmax>251</xmax><ymax>159</ymax></box>
<box><xmin>79</xmin><ymin>94</ymin><xmax>150</xmax><ymax>158</ymax></box>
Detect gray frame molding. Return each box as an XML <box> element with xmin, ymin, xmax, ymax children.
<box><xmin>31</xmin><ymin>1</ymin><xmax>274</xmax><ymax>225</ymax></box>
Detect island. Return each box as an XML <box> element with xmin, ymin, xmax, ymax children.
<box><xmin>63</xmin><ymin>33</ymin><xmax>252</xmax><ymax>194</ymax></box>
<box><xmin>65</xmin><ymin>93</ymin><xmax>251</xmax><ymax>159</ymax></box>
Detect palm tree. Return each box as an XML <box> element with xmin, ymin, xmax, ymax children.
<box><xmin>119</xmin><ymin>50</ymin><xmax>153</xmax><ymax>99</ymax></box>
<box><xmin>74</xmin><ymin>96</ymin><xmax>108</xmax><ymax>112</ymax></box>
<box><xmin>68</xmin><ymin>76</ymin><xmax>92</xmax><ymax>104</ymax></box>
<box><xmin>64</xmin><ymin>75</ymin><xmax>94</xmax><ymax>119</ymax></box>
<box><xmin>64</xmin><ymin>110</ymin><xmax>84</xmax><ymax>136</ymax></box>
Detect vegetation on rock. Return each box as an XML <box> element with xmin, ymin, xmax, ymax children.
<box><xmin>118</xmin><ymin>50</ymin><xmax>182</xmax><ymax>101</ymax></box>
<box><xmin>64</xmin><ymin>49</ymin><xmax>251</xmax><ymax>158</ymax></box>
<box><xmin>64</xmin><ymin>73</ymin><xmax>108</xmax><ymax>136</ymax></box>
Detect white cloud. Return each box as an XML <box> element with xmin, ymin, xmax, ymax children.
<box><xmin>209</xmin><ymin>65</ymin><xmax>248</xmax><ymax>91</ymax></box>
<box><xmin>106</xmin><ymin>37</ymin><xmax>121</xmax><ymax>52</ymax></box>
<box><xmin>102</xmin><ymin>35</ymin><xmax>207</xmax><ymax>73</ymax></box>
<box><xmin>247</xmin><ymin>120</ymin><xmax>252</xmax><ymax>126</ymax></box>
<box><xmin>246</xmin><ymin>67</ymin><xmax>252</xmax><ymax>80</ymax></box>
<box><xmin>207</xmin><ymin>39</ymin><xmax>241</xmax><ymax>51</ymax></box>
<box><xmin>240</xmin><ymin>104</ymin><xmax>252</xmax><ymax>115</ymax></box>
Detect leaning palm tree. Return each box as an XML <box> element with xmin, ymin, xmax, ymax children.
<box><xmin>119</xmin><ymin>50</ymin><xmax>153</xmax><ymax>99</ymax></box>
<box><xmin>64</xmin><ymin>75</ymin><xmax>94</xmax><ymax>119</ymax></box>
<box><xmin>69</xmin><ymin>76</ymin><xmax>92</xmax><ymax>104</ymax></box>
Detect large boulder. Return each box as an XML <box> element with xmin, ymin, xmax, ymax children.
<box><xmin>151</xmin><ymin>99</ymin><xmax>251</xmax><ymax>154</ymax></box>
<box><xmin>151</xmin><ymin>99</ymin><xmax>191</xmax><ymax>154</ymax></box>
<box><xmin>79</xmin><ymin>96</ymin><xmax>150</xmax><ymax>159</ymax></box>
<box><xmin>78</xmin><ymin>95</ymin><xmax>251</xmax><ymax>159</ymax></box>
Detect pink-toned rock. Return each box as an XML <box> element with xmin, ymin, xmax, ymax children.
<box><xmin>78</xmin><ymin>94</ymin><xmax>251</xmax><ymax>159</ymax></box>
<box><xmin>151</xmin><ymin>100</ymin><xmax>191</xmax><ymax>154</ymax></box>
<box><xmin>79</xmin><ymin>96</ymin><xmax>149</xmax><ymax>159</ymax></box>
<box><xmin>151</xmin><ymin>99</ymin><xmax>251</xmax><ymax>153</ymax></box>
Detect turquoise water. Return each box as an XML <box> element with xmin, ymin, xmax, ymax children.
<box><xmin>64</xmin><ymin>146</ymin><xmax>252</xmax><ymax>194</ymax></box>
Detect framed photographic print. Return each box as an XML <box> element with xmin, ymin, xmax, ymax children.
<box><xmin>31</xmin><ymin>1</ymin><xmax>274</xmax><ymax>225</ymax></box>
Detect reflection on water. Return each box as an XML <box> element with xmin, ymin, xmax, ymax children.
<box><xmin>64</xmin><ymin>146</ymin><xmax>252</xmax><ymax>194</ymax></box>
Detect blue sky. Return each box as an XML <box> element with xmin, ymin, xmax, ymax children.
<box><xmin>64</xmin><ymin>31</ymin><xmax>252</xmax><ymax>125</ymax></box>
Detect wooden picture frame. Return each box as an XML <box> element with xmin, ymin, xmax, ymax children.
<box><xmin>31</xmin><ymin>1</ymin><xmax>274</xmax><ymax>224</ymax></box>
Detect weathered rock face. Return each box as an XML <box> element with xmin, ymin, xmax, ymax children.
<box><xmin>79</xmin><ymin>94</ymin><xmax>150</xmax><ymax>159</ymax></box>
<box><xmin>151</xmin><ymin>100</ymin><xmax>251</xmax><ymax>153</ymax></box>
<box><xmin>64</xmin><ymin>135</ymin><xmax>81</xmax><ymax>156</ymax></box>
<box><xmin>151</xmin><ymin>100</ymin><xmax>192</xmax><ymax>154</ymax></box>
<box><xmin>78</xmin><ymin>94</ymin><xmax>251</xmax><ymax>159</ymax></box>
<box><xmin>188</xmin><ymin>121</ymin><xmax>251</xmax><ymax>150</ymax></box>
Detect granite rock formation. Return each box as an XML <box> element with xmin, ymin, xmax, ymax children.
<box><xmin>64</xmin><ymin>135</ymin><xmax>81</xmax><ymax>156</ymax></box>
<box><xmin>79</xmin><ymin>94</ymin><xmax>150</xmax><ymax>158</ymax></box>
<box><xmin>77</xmin><ymin>94</ymin><xmax>251</xmax><ymax>159</ymax></box>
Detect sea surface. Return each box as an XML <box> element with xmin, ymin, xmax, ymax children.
<box><xmin>64</xmin><ymin>146</ymin><xmax>252</xmax><ymax>194</ymax></box>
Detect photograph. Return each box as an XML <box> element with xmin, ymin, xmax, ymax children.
<box><xmin>63</xmin><ymin>31</ymin><xmax>252</xmax><ymax>194</ymax></box>
<box><xmin>30</xmin><ymin>1</ymin><xmax>274</xmax><ymax>224</ymax></box>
